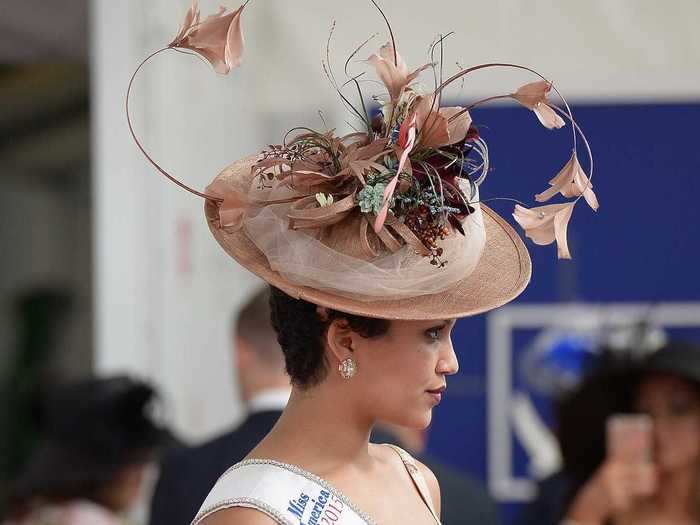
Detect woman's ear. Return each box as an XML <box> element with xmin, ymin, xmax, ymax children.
<box><xmin>325</xmin><ymin>318</ymin><xmax>354</xmax><ymax>365</ymax></box>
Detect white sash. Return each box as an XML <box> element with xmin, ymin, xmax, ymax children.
<box><xmin>191</xmin><ymin>459</ymin><xmax>376</xmax><ymax>525</ymax></box>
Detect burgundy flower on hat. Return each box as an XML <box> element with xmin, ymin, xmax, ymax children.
<box><xmin>169</xmin><ymin>0</ymin><xmax>245</xmax><ymax>75</ymax></box>
<box><xmin>512</xmin><ymin>203</ymin><xmax>575</xmax><ymax>259</ymax></box>
<box><xmin>511</xmin><ymin>80</ymin><xmax>565</xmax><ymax>130</ymax></box>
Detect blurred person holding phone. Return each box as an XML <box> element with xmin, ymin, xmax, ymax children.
<box><xmin>2</xmin><ymin>376</ymin><xmax>173</xmax><ymax>525</ymax></box>
<box><xmin>518</xmin><ymin>340</ymin><xmax>700</xmax><ymax>525</ymax></box>
<box><xmin>562</xmin><ymin>340</ymin><xmax>700</xmax><ymax>524</ymax></box>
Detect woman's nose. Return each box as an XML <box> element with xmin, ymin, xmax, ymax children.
<box><xmin>437</xmin><ymin>341</ymin><xmax>459</xmax><ymax>376</ymax></box>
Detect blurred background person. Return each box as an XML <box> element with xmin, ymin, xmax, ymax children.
<box><xmin>518</xmin><ymin>340</ymin><xmax>700</xmax><ymax>525</ymax></box>
<box><xmin>2</xmin><ymin>376</ymin><xmax>173</xmax><ymax>525</ymax></box>
<box><xmin>149</xmin><ymin>287</ymin><xmax>290</xmax><ymax>525</ymax></box>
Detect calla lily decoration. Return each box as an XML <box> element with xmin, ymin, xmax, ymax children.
<box><xmin>511</xmin><ymin>80</ymin><xmax>565</xmax><ymax>130</ymax></box>
<box><xmin>368</xmin><ymin>43</ymin><xmax>431</xmax><ymax>102</ymax></box>
<box><xmin>513</xmin><ymin>203</ymin><xmax>575</xmax><ymax>259</ymax></box>
<box><xmin>169</xmin><ymin>0</ymin><xmax>246</xmax><ymax>75</ymax></box>
<box><xmin>535</xmin><ymin>152</ymin><xmax>599</xmax><ymax>211</ymax></box>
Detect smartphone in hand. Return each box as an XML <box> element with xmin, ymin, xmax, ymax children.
<box><xmin>606</xmin><ymin>414</ymin><xmax>653</xmax><ymax>463</ymax></box>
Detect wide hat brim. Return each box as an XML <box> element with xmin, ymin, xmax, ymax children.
<box><xmin>206</xmin><ymin>156</ymin><xmax>532</xmax><ymax>320</ymax></box>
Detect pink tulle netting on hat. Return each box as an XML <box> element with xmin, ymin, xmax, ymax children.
<box><xmin>243</xmin><ymin>191</ymin><xmax>486</xmax><ymax>301</ymax></box>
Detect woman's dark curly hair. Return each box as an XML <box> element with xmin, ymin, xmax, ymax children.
<box><xmin>269</xmin><ymin>286</ymin><xmax>390</xmax><ymax>388</ymax></box>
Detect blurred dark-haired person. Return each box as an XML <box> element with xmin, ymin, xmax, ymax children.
<box><xmin>3</xmin><ymin>376</ymin><xmax>173</xmax><ymax>525</ymax></box>
<box><xmin>518</xmin><ymin>340</ymin><xmax>700</xmax><ymax>525</ymax></box>
<box><xmin>149</xmin><ymin>287</ymin><xmax>290</xmax><ymax>525</ymax></box>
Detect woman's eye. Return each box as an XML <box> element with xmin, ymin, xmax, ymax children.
<box><xmin>426</xmin><ymin>328</ymin><xmax>441</xmax><ymax>341</ymax></box>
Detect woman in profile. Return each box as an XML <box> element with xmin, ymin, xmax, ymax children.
<box><xmin>3</xmin><ymin>377</ymin><xmax>173</xmax><ymax>525</ymax></box>
<box><xmin>199</xmin><ymin>287</ymin><xmax>464</xmax><ymax>525</ymax></box>
<box><xmin>127</xmin><ymin>0</ymin><xmax>597</xmax><ymax>522</ymax></box>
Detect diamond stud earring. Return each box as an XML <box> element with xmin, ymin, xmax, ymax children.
<box><xmin>338</xmin><ymin>358</ymin><xmax>357</xmax><ymax>379</ymax></box>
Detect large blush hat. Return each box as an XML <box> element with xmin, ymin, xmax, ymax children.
<box><xmin>127</xmin><ymin>0</ymin><xmax>598</xmax><ymax>320</ymax></box>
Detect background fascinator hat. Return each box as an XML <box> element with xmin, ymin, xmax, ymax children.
<box><xmin>127</xmin><ymin>0</ymin><xmax>599</xmax><ymax>320</ymax></box>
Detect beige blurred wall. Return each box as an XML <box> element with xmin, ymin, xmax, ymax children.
<box><xmin>0</xmin><ymin>63</ymin><xmax>92</xmax><ymax>384</ymax></box>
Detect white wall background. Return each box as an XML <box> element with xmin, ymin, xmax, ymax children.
<box><xmin>91</xmin><ymin>0</ymin><xmax>700</xmax><ymax>441</ymax></box>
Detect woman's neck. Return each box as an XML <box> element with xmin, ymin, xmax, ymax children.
<box><xmin>250</xmin><ymin>383</ymin><xmax>376</xmax><ymax>473</ymax></box>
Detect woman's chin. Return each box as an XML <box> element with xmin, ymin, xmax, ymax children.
<box><xmin>400</xmin><ymin>410</ymin><xmax>433</xmax><ymax>430</ymax></box>
<box><xmin>378</xmin><ymin>404</ymin><xmax>434</xmax><ymax>429</ymax></box>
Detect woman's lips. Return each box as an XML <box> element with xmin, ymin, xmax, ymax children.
<box><xmin>426</xmin><ymin>385</ymin><xmax>446</xmax><ymax>404</ymax></box>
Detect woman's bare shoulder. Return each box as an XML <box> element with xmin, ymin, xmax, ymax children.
<box><xmin>414</xmin><ymin>457</ymin><xmax>441</xmax><ymax>516</ymax></box>
<box><xmin>372</xmin><ymin>443</ymin><xmax>442</xmax><ymax>516</ymax></box>
<box><xmin>197</xmin><ymin>507</ymin><xmax>279</xmax><ymax>525</ymax></box>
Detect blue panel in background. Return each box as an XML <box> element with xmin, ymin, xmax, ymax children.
<box><xmin>424</xmin><ymin>103</ymin><xmax>700</xmax><ymax>524</ymax></box>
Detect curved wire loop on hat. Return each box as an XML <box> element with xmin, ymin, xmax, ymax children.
<box><xmin>125</xmin><ymin>0</ymin><xmax>599</xmax><ymax>315</ymax></box>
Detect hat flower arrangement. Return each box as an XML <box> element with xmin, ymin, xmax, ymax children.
<box><xmin>126</xmin><ymin>0</ymin><xmax>599</xmax><ymax>317</ymax></box>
